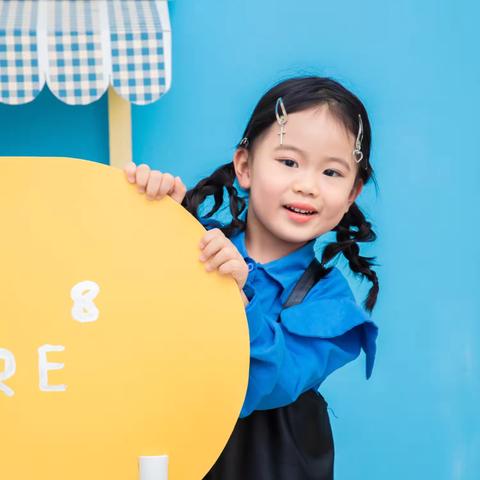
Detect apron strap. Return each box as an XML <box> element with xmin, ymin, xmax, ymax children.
<box><xmin>281</xmin><ymin>259</ymin><xmax>332</xmax><ymax>309</ymax></box>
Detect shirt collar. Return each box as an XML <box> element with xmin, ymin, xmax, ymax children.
<box><xmin>230</xmin><ymin>229</ymin><xmax>317</xmax><ymax>290</ymax></box>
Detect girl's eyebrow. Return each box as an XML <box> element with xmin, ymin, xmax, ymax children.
<box><xmin>274</xmin><ymin>144</ymin><xmax>351</xmax><ymax>172</ymax></box>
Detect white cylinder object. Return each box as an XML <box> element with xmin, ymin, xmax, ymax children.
<box><xmin>139</xmin><ymin>455</ymin><xmax>169</xmax><ymax>480</ymax></box>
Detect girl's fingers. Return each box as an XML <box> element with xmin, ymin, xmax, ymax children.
<box><xmin>217</xmin><ymin>259</ymin><xmax>238</xmax><ymax>275</ymax></box>
<box><xmin>217</xmin><ymin>259</ymin><xmax>244</xmax><ymax>280</ymax></box>
<box><xmin>215</xmin><ymin>259</ymin><xmax>249</xmax><ymax>290</ymax></box>
<box><xmin>123</xmin><ymin>162</ymin><xmax>137</xmax><ymax>183</ymax></box>
<box><xmin>205</xmin><ymin>248</ymin><xmax>232</xmax><ymax>272</ymax></box>
<box><xmin>170</xmin><ymin>176</ymin><xmax>187</xmax><ymax>204</ymax></box>
<box><xmin>156</xmin><ymin>173</ymin><xmax>175</xmax><ymax>199</ymax></box>
<box><xmin>199</xmin><ymin>235</ymin><xmax>227</xmax><ymax>263</ymax></box>
<box><xmin>135</xmin><ymin>164</ymin><xmax>152</xmax><ymax>192</ymax></box>
<box><xmin>125</xmin><ymin>163</ymin><xmax>184</xmax><ymax>203</ymax></box>
<box><xmin>199</xmin><ymin>228</ymin><xmax>225</xmax><ymax>249</ymax></box>
<box><xmin>198</xmin><ymin>229</ymin><xmax>248</xmax><ymax>288</ymax></box>
<box><xmin>145</xmin><ymin>170</ymin><xmax>163</xmax><ymax>199</ymax></box>
<box><xmin>203</xmin><ymin>246</ymin><xmax>235</xmax><ymax>272</ymax></box>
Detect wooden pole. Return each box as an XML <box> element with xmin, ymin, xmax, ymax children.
<box><xmin>107</xmin><ymin>87</ymin><xmax>132</xmax><ymax>168</ymax></box>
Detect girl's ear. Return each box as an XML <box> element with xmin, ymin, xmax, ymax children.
<box><xmin>232</xmin><ymin>148</ymin><xmax>251</xmax><ymax>190</ymax></box>
<box><xmin>346</xmin><ymin>179</ymin><xmax>364</xmax><ymax>212</ymax></box>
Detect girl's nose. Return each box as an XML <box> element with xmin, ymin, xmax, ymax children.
<box><xmin>292</xmin><ymin>179</ymin><xmax>319</xmax><ymax>197</ymax></box>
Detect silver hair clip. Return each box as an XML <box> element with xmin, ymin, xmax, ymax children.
<box><xmin>353</xmin><ymin>114</ymin><xmax>364</xmax><ymax>163</ymax></box>
<box><xmin>275</xmin><ymin>97</ymin><xmax>288</xmax><ymax>145</ymax></box>
<box><xmin>239</xmin><ymin>137</ymin><xmax>249</xmax><ymax>148</ymax></box>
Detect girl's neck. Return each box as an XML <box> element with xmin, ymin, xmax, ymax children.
<box><xmin>244</xmin><ymin>220</ymin><xmax>309</xmax><ymax>264</ymax></box>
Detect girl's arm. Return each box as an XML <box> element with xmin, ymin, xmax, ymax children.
<box><xmin>239</xmin><ymin>280</ymin><xmax>378</xmax><ymax>418</ymax></box>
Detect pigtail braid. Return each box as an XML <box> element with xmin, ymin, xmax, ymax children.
<box><xmin>181</xmin><ymin>162</ymin><xmax>247</xmax><ymax>238</ymax></box>
<box><xmin>321</xmin><ymin>202</ymin><xmax>379</xmax><ymax>313</ymax></box>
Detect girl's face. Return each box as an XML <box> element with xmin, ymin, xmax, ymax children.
<box><xmin>233</xmin><ymin>104</ymin><xmax>364</xmax><ymax>260</ymax></box>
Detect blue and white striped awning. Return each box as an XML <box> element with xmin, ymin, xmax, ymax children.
<box><xmin>0</xmin><ymin>0</ymin><xmax>171</xmax><ymax>105</ymax></box>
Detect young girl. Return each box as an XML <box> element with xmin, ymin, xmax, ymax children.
<box><xmin>124</xmin><ymin>76</ymin><xmax>379</xmax><ymax>480</ymax></box>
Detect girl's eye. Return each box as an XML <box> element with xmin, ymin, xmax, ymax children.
<box><xmin>278</xmin><ymin>159</ymin><xmax>298</xmax><ymax>168</ymax></box>
<box><xmin>324</xmin><ymin>169</ymin><xmax>343</xmax><ymax>177</ymax></box>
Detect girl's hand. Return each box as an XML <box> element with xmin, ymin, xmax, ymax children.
<box><xmin>123</xmin><ymin>162</ymin><xmax>187</xmax><ymax>204</ymax></box>
<box><xmin>199</xmin><ymin>228</ymin><xmax>249</xmax><ymax>294</ymax></box>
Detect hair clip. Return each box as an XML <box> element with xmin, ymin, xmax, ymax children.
<box><xmin>353</xmin><ymin>114</ymin><xmax>364</xmax><ymax>163</ymax></box>
<box><xmin>239</xmin><ymin>137</ymin><xmax>249</xmax><ymax>148</ymax></box>
<box><xmin>275</xmin><ymin>97</ymin><xmax>288</xmax><ymax>145</ymax></box>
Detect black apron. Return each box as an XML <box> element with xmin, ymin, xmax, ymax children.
<box><xmin>203</xmin><ymin>259</ymin><xmax>335</xmax><ymax>480</ymax></box>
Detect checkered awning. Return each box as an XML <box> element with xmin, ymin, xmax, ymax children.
<box><xmin>0</xmin><ymin>0</ymin><xmax>171</xmax><ymax>105</ymax></box>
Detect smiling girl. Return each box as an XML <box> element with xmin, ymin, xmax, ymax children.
<box><xmin>124</xmin><ymin>76</ymin><xmax>380</xmax><ymax>480</ymax></box>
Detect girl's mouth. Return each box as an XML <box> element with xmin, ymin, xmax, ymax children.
<box><xmin>283</xmin><ymin>205</ymin><xmax>317</xmax><ymax>223</ymax></box>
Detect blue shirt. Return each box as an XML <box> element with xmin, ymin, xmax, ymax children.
<box><xmin>201</xmin><ymin>218</ymin><xmax>379</xmax><ymax>419</ymax></box>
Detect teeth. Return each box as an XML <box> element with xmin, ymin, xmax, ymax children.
<box><xmin>286</xmin><ymin>206</ymin><xmax>315</xmax><ymax>215</ymax></box>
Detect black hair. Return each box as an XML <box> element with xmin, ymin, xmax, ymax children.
<box><xmin>182</xmin><ymin>76</ymin><xmax>380</xmax><ymax>313</ymax></box>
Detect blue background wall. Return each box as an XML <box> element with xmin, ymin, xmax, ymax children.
<box><xmin>1</xmin><ymin>1</ymin><xmax>479</xmax><ymax>478</ymax></box>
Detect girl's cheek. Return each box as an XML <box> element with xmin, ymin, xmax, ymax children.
<box><xmin>258</xmin><ymin>174</ymin><xmax>284</xmax><ymax>193</ymax></box>
<box><xmin>324</xmin><ymin>201</ymin><xmax>350</xmax><ymax>227</ymax></box>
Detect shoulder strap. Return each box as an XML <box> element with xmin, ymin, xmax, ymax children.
<box><xmin>281</xmin><ymin>258</ymin><xmax>332</xmax><ymax>309</ymax></box>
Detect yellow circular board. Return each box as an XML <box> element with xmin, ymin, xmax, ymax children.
<box><xmin>0</xmin><ymin>157</ymin><xmax>249</xmax><ymax>480</ymax></box>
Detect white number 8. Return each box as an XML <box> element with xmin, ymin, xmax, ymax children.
<box><xmin>71</xmin><ymin>280</ymin><xmax>100</xmax><ymax>323</ymax></box>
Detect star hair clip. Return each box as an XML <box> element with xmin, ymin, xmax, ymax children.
<box><xmin>275</xmin><ymin>97</ymin><xmax>288</xmax><ymax>145</ymax></box>
<box><xmin>353</xmin><ymin>114</ymin><xmax>364</xmax><ymax>164</ymax></box>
